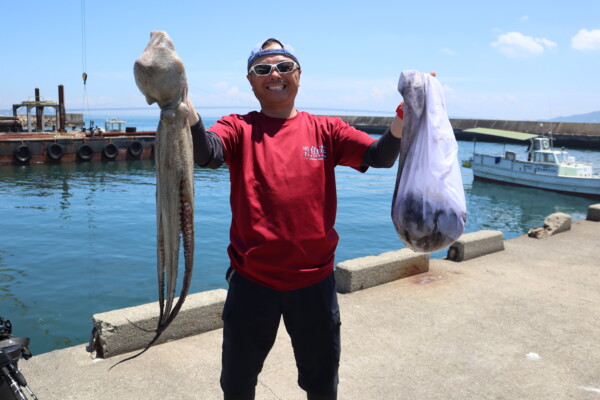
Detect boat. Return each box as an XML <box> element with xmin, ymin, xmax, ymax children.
<box><xmin>465</xmin><ymin>127</ymin><xmax>600</xmax><ymax>199</ymax></box>
<box><xmin>1</xmin><ymin>111</ymin><xmax>155</xmax><ymax>166</ymax></box>
<box><xmin>1</xmin><ymin>87</ymin><xmax>156</xmax><ymax>166</ymax></box>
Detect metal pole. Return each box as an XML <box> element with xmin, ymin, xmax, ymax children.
<box><xmin>58</xmin><ymin>84</ymin><xmax>66</xmax><ymax>133</ymax></box>
<box><xmin>35</xmin><ymin>88</ymin><xmax>43</xmax><ymax>131</ymax></box>
<box><xmin>26</xmin><ymin>105</ymin><xmax>32</xmax><ymax>133</ymax></box>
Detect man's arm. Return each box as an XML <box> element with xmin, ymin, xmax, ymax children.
<box><xmin>187</xmin><ymin>98</ymin><xmax>225</xmax><ymax>169</ymax></box>
<box><xmin>361</xmin><ymin>107</ymin><xmax>403</xmax><ymax>168</ymax></box>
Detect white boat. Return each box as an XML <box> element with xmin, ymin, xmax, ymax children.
<box><xmin>466</xmin><ymin>128</ymin><xmax>600</xmax><ymax>198</ymax></box>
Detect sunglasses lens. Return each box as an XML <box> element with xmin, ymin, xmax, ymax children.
<box><xmin>253</xmin><ymin>64</ymin><xmax>272</xmax><ymax>75</ymax></box>
<box><xmin>276</xmin><ymin>62</ymin><xmax>295</xmax><ymax>73</ymax></box>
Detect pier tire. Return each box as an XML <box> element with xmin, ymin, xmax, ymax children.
<box><xmin>128</xmin><ymin>141</ymin><xmax>143</xmax><ymax>157</ymax></box>
<box><xmin>14</xmin><ymin>145</ymin><xmax>31</xmax><ymax>163</ymax></box>
<box><xmin>103</xmin><ymin>143</ymin><xmax>119</xmax><ymax>160</ymax></box>
<box><xmin>77</xmin><ymin>144</ymin><xmax>94</xmax><ymax>161</ymax></box>
<box><xmin>47</xmin><ymin>143</ymin><xmax>64</xmax><ymax>161</ymax></box>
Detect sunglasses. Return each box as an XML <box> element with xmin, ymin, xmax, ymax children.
<box><xmin>249</xmin><ymin>61</ymin><xmax>299</xmax><ymax>76</ymax></box>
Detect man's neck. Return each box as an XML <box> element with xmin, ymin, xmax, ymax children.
<box><xmin>260</xmin><ymin>105</ymin><xmax>297</xmax><ymax>119</ymax></box>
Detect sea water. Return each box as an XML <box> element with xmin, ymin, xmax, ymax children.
<box><xmin>0</xmin><ymin>115</ymin><xmax>598</xmax><ymax>355</ymax></box>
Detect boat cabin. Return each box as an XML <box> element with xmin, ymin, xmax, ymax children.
<box><xmin>525</xmin><ymin>136</ymin><xmax>593</xmax><ymax>177</ymax></box>
<box><xmin>527</xmin><ymin>137</ymin><xmax>561</xmax><ymax>164</ymax></box>
<box><xmin>105</xmin><ymin>118</ymin><xmax>127</xmax><ymax>132</ymax></box>
<box><xmin>531</xmin><ymin>137</ymin><xmax>551</xmax><ymax>151</ymax></box>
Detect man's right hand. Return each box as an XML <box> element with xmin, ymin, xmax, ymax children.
<box><xmin>391</xmin><ymin>102</ymin><xmax>403</xmax><ymax>139</ymax></box>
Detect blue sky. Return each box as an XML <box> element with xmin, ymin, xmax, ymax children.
<box><xmin>2</xmin><ymin>0</ymin><xmax>599</xmax><ymax>120</ymax></box>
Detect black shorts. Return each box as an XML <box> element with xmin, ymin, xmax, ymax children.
<box><xmin>220</xmin><ymin>268</ymin><xmax>341</xmax><ymax>397</ymax></box>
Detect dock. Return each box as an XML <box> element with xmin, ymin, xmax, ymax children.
<box><xmin>0</xmin><ymin>131</ymin><xmax>155</xmax><ymax>166</ymax></box>
<box><xmin>1</xmin><ymin>86</ymin><xmax>158</xmax><ymax>166</ymax></box>
<box><xmin>16</xmin><ymin>210</ymin><xmax>600</xmax><ymax>400</ymax></box>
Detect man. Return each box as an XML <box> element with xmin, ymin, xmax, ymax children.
<box><xmin>187</xmin><ymin>38</ymin><xmax>404</xmax><ymax>400</ymax></box>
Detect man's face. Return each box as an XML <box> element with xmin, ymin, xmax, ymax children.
<box><xmin>247</xmin><ymin>46</ymin><xmax>301</xmax><ymax>112</ymax></box>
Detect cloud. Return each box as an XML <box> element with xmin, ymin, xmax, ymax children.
<box><xmin>571</xmin><ymin>29</ymin><xmax>600</xmax><ymax>51</ymax></box>
<box><xmin>491</xmin><ymin>32</ymin><xmax>557</xmax><ymax>58</ymax></box>
<box><xmin>212</xmin><ymin>81</ymin><xmax>230</xmax><ymax>89</ymax></box>
<box><xmin>520</xmin><ymin>15</ymin><xmax>529</xmax><ymax>22</ymax></box>
<box><xmin>199</xmin><ymin>84</ymin><xmax>256</xmax><ymax>106</ymax></box>
<box><xmin>442</xmin><ymin>84</ymin><xmax>454</xmax><ymax>93</ymax></box>
<box><xmin>442</xmin><ymin>48</ymin><xmax>457</xmax><ymax>56</ymax></box>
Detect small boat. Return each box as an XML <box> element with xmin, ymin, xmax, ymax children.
<box><xmin>468</xmin><ymin>128</ymin><xmax>600</xmax><ymax>198</ymax></box>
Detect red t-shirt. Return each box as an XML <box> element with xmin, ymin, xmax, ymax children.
<box><xmin>210</xmin><ymin>111</ymin><xmax>376</xmax><ymax>290</ymax></box>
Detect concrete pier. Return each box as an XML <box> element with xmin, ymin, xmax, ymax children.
<box><xmin>17</xmin><ymin>213</ymin><xmax>600</xmax><ymax>400</ymax></box>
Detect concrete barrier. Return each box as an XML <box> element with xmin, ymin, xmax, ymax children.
<box><xmin>528</xmin><ymin>212</ymin><xmax>572</xmax><ymax>239</ymax></box>
<box><xmin>587</xmin><ymin>204</ymin><xmax>600</xmax><ymax>221</ymax></box>
<box><xmin>91</xmin><ymin>289</ymin><xmax>226</xmax><ymax>358</ymax></box>
<box><xmin>446</xmin><ymin>230</ymin><xmax>504</xmax><ymax>262</ymax></box>
<box><xmin>335</xmin><ymin>249</ymin><xmax>428</xmax><ymax>293</ymax></box>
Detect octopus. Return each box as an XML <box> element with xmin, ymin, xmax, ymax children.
<box><xmin>112</xmin><ymin>31</ymin><xmax>194</xmax><ymax>367</ymax></box>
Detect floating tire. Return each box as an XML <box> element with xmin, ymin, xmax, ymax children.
<box><xmin>47</xmin><ymin>143</ymin><xmax>64</xmax><ymax>161</ymax></box>
<box><xmin>128</xmin><ymin>141</ymin><xmax>143</xmax><ymax>157</ymax></box>
<box><xmin>14</xmin><ymin>145</ymin><xmax>31</xmax><ymax>163</ymax></box>
<box><xmin>103</xmin><ymin>143</ymin><xmax>119</xmax><ymax>160</ymax></box>
<box><xmin>77</xmin><ymin>144</ymin><xmax>94</xmax><ymax>161</ymax></box>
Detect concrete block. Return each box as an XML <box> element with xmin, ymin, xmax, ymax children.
<box><xmin>335</xmin><ymin>249</ymin><xmax>428</xmax><ymax>293</ymax></box>
<box><xmin>587</xmin><ymin>204</ymin><xmax>600</xmax><ymax>222</ymax></box>
<box><xmin>528</xmin><ymin>212</ymin><xmax>572</xmax><ymax>238</ymax></box>
<box><xmin>91</xmin><ymin>289</ymin><xmax>227</xmax><ymax>358</ymax></box>
<box><xmin>446</xmin><ymin>230</ymin><xmax>504</xmax><ymax>262</ymax></box>
<box><xmin>544</xmin><ymin>212</ymin><xmax>572</xmax><ymax>234</ymax></box>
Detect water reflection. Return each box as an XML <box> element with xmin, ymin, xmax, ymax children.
<box><xmin>60</xmin><ymin>178</ymin><xmax>71</xmax><ymax>211</ymax></box>
<box><xmin>0</xmin><ymin>261</ymin><xmax>29</xmax><ymax>311</ymax></box>
<box><xmin>466</xmin><ymin>179</ymin><xmax>589</xmax><ymax>238</ymax></box>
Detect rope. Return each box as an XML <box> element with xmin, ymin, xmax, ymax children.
<box><xmin>81</xmin><ymin>0</ymin><xmax>92</xmax><ymax>129</ymax></box>
<box><xmin>81</xmin><ymin>0</ymin><xmax>87</xmax><ymax>79</ymax></box>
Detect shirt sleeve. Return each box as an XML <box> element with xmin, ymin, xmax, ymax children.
<box><xmin>204</xmin><ymin>114</ymin><xmax>243</xmax><ymax>166</ymax></box>
<box><xmin>330</xmin><ymin>118</ymin><xmax>377</xmax><ymax>172</ymax></box>
<box><xmin>190</xmin><ymin>114</ymin><xmax>226</xmax><ymax>169</ymax></box>
<box><xmin>361</xmin><ymin>127</ymin><xmax>401</xmax><ymax>168</ymax></box>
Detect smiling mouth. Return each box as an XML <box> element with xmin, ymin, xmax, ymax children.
<box><xmin>266</xmin><ymin>80</ymin><xmax>287</xmax><ymax>91</ymax></box>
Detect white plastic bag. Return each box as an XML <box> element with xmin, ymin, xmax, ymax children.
<box><xmin>391</xmin><ymin>70</ymin><xmax>466</xmax><ymax>253</ymax></box>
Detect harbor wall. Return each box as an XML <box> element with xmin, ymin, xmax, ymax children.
<box><xmin>338</xmin><ymin>115</ymin><xmax>600</xmax><ymax>136</ymax></box>
<box><xmin>449</xmin><ymin>119</ymin><xmax>600</xmax><ymax>136</ymax></box>
<box><xmin>450</xmin><ymin>118</ymin><xmax>600</xmax><ymax>148</ymax></box>
<box><xmin>337</xmin><ymin>116</ymin><xmax>600</xmax><ymax>148</ymax></box>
